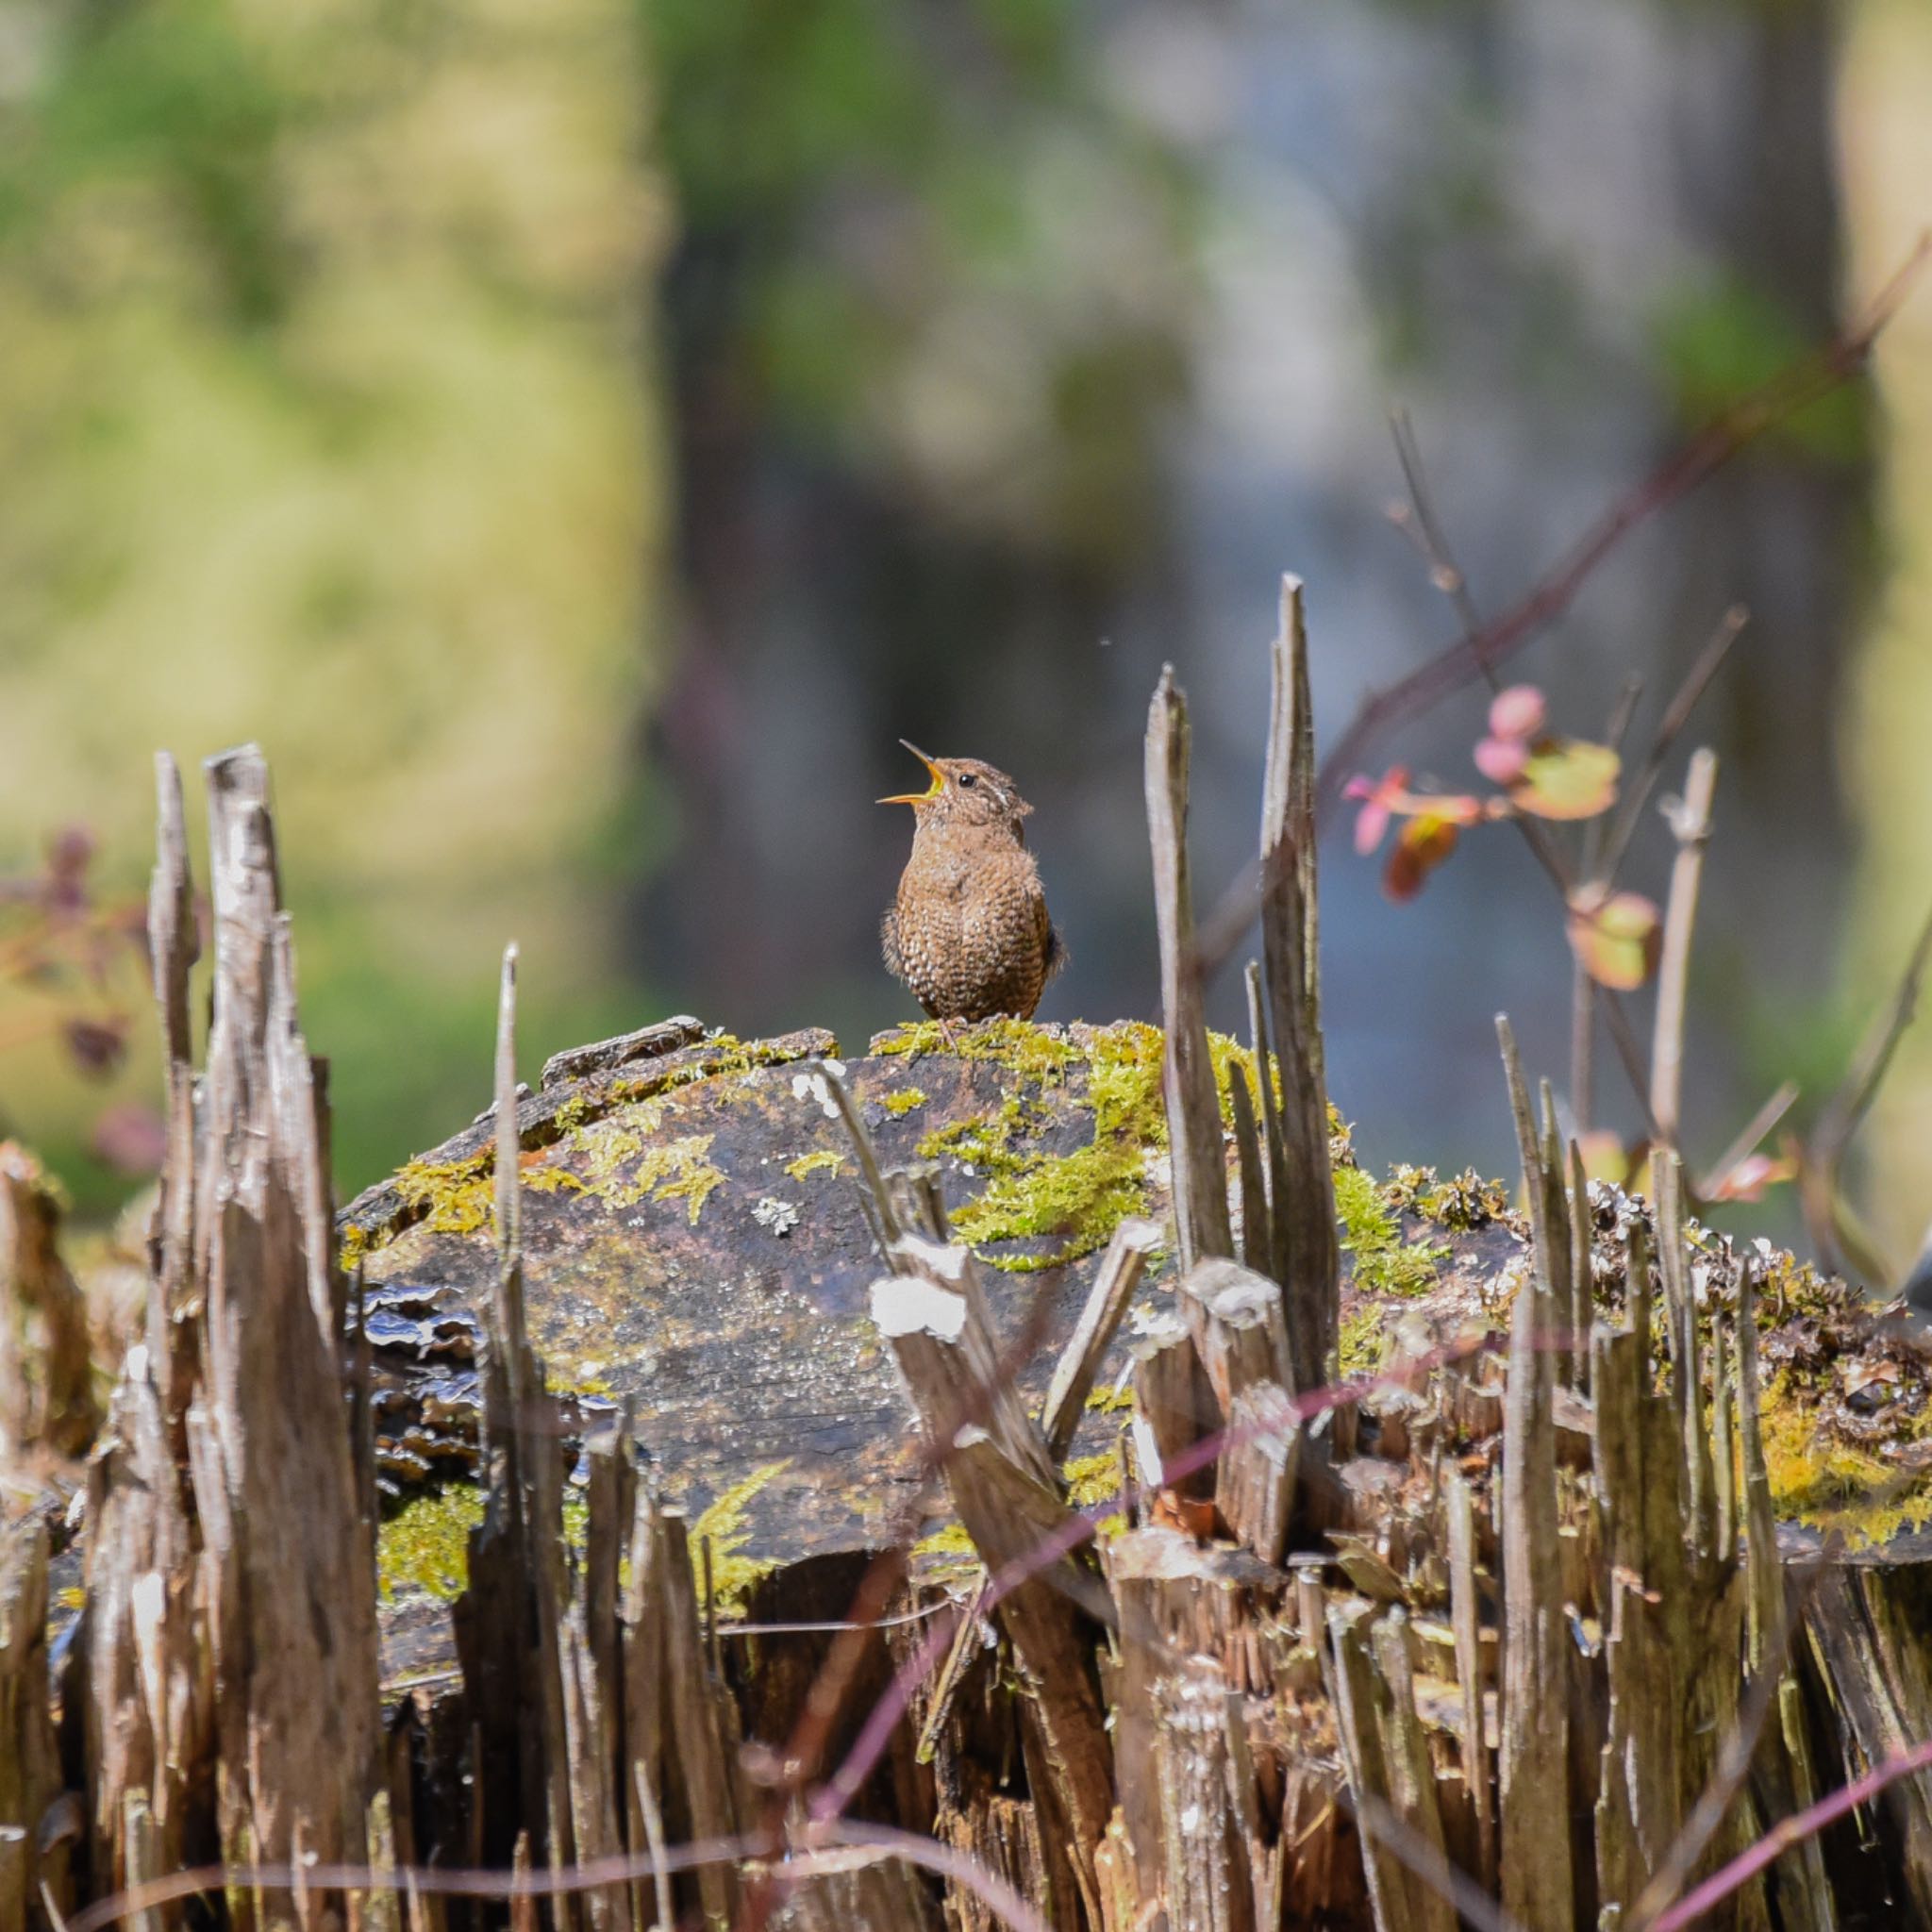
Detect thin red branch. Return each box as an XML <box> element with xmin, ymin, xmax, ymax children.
<box><xmin>1187</xmin><ymin>235</ymin><xmax>1928</xmax><ymax>991</ymax></box>
<box><xmin>1314</xmin><ymin>234</ymin><xmax>1929</xmax><ymax>828</ymax></box>
<box><xmin>1648</xmin><ymin>1732</ymin><xmax>1932</xmax><ymax>1932</ymax></box>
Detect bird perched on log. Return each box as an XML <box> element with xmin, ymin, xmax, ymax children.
<box><xmin>880</xmin><ymin>742</ymin><xmax>1065</xmax><ymax>1025</ymax></box>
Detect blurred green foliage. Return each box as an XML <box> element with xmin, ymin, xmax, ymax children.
<box><xmin>0</xmin><ymin>0</ymin><xmax>1200</xmax><ymax>1210</ymax></box>
<box><xmin>646</xmin><ymin>0</ymin><xmax>1196</xmax><ymax>570</ymax></box>
<box><xmin>0</xmin><ymin>0</ymin><xmax>663</xmax><ymax>1205</ymax></box>
<box><xmin>1655</xmin><ymin>270</ymin><xmax>1872</xmax><ymax>462</ymax></box>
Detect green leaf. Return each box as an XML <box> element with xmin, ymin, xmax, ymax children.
<box><xmin>1567</xmin><ymin>889</ymin><xmax>1660</xmax><ymax>991</ymax></box>
<box><xmin>1515</xmin><ymin>740</ymin><xmax>1620</xmax><ymax>821</ymax></box>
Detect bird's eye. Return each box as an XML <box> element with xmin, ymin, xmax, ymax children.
<box><xmin>958</xmin><ymin>772</ymin><xmax>977</xmax><ymax>788</ymax></box>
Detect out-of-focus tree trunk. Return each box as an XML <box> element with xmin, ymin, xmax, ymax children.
<box><xmin>1841</xmin><ymin>0</ymin><xmax>1932</xmax><ymax>1272</ymax></box>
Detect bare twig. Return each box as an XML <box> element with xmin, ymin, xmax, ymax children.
<box><xmin>1598</xmin><ymin>608</ymin><xmax>1748</xmax><ymax>883</ymax></box>
<box><xmin>1187</xmin><ymin>240</ymin><xmax>1927</xmax><ymax>993</ymax></box>
<box><xmin>1381</xmin><ymin>412</ymin><xmax>1686</xmax><ymax>1147</ymax></box>
<box><xmin>1316</xmin><ymin>240</ymin><xmax>1926</xmax><ymax>825</ymax></box>
<box><xmin>1697</xmin><ymin>1080</ymin><xmax>1800</xmax><ymax>1204</ymax></box>
<box><xmin>1648</xmin><ymin>1733</ymin><xmax>1932</xmax><ymax>1932</ymax></box>
<box><xmin>1649</xmin><ymin>747</ymin><xmax>1719</xmax><ymax>1147</ymax></box>
<box><xmin>1573</xmin><ymin>674</ymin><xmax>1641</xmax><ymax>1124</ymax></box>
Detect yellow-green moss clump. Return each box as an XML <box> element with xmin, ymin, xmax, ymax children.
<box><xmin>1757</xmin><ymin>1372</ymin><xmax>1932</xmax><ymax>1549</ymax></box>
<box><xmin>1063</xmin><ymin>1452</ymin><xmax>1127</xmax><ymax>1535</ymax></box>
<box><xmin>785</xmin><ymin>1150</ymin><xmax>846</xmax><ymax>1183</ymax></box>
<box><xmin>693</xmin><ymin>1460</ymin><xmax>790</xmax><ymax>1618</ymax></box>
<box><xmin>1338</xmin><ymin>1304</ymin><xmax>1386</xmax><ymax>1378</ymax></box>
<box><xmin>1335</xmin><ymin>1163</ymin><xmax>1449</xmax><ymax>1298</ymax></box>
<box><xmin>377</xmin><ymin>1485</ymin><xmax>487</xmax><ymax>1603</ymax></box>
<box><xmin>910</xmin><ymin>1519</ymin><xmax>980</xmax><ymax>1585</ymax></box>
<box><xmin>882</xmin><ymin>1087</ymin><xmax>929</xmax><ymax>1117</ymax></box>
<box><xmin>390</xmin><ymin>1153</ymin><xmax>496</xmax><ymax>1239</ymax></box>
<box><xmin>880</xmin><ymin>1018</ymin><xmax>1353</xmax><ymax>1275</ymax></box>
<box><xmin>890</xmin><ymin>1021</ymin><xmax>1161</xmax><ymax>1272</ymax></box>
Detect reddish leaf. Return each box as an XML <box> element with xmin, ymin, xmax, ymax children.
<box><xmin>1384</xmin><ymin>812</ymin><xmax>1462</xmax><ymax>901</ymax></box>
<box><xmin>1706</xmin><ymin>1147</ymin><xmax>1799</xmax><ymax>1203</ymax></box>
<box><xmin>1345</xmin><ymin>766</ymin><xmax>1410</xmax><ymax>856</ymax></box>
<box><xmin>1567</xmin><ymin>887</ymin><xmax>1661</xmax><ymax>990</ymax></box>
<box><xmin>91</xmin><ymin>1100</ymin><xmax>166</xmax><ymax>1176</ymax></box>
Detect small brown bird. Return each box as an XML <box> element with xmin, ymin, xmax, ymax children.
<box><xmin>879</xmin><ymin>742</ymin><xmax>1065</xmax><ymax>1024</ymax></box>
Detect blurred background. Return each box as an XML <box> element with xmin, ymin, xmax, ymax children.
<box><xmin>0</xmin><ymin>0</ymin><xmax>1927</xmax><ymax>1276</ymax></box>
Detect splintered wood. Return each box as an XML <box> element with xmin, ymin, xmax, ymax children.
<box><xmin>21</xmin><ymin>597</ymin><xmax>1932</xmax><ymax>1932</ymax></box>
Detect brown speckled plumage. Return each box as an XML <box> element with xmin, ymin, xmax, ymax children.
<box><xmin>879</xmin><ymin>745</ymin><xmax>1065</xmax><ymax>1024</ymax></box>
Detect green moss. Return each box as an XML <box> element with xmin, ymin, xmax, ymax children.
<box><xmin>542</xmin><ymin>1116</ymin><xmax>724</xmax><ymax>1224</ymax></box>
<box><xmin>692</xmin><ymin>1460</ymin><xmax>790</xmax><ymax>1617</ymax></box>
<box><xmin>377</xmin><ymin>1485</ymin><xmax>487</xmax><ymax>1603</ymax></box>
<box><xmin>876</xmin><ymin>1017</ymin><xmax>1081</xmax><ymax>1075</ymax></box>
<box><xmin>887</xmin><ymin>1019</ymin><xmax>1341</xmax><ymax>1276</ymax></box>
<box><xmin>1338</xmin><ymin>1305</ymin><xmax>1385</xmax><ymax>1378</ymax></box>
<box><xmin>882</xmin><ymin>1087</ymin><xmax>929</xmax><ymax>1117</ymax></box>
<box><xmin>1336</xmin><ymin>1163</ymin><xmax>1449</xmax><ymax>1298</ymax></box>
<box><xmin>1758</xmin><ymin>1374</ymin><xmax>1932</xmax><ymax>1548</ymax></box>
<box><xmin>929</xmin><ymin>1024</ymin><xmax>1165</xmax><ymax>1273</ymax></box>
<box><xmin>785</xmin><ymin>1149</ymin><xmax>847</xmax><ymax>1183</ymax></box>
<box><xmin>390</xmin><ymin>1152</ymin><xmax>496</xmax><ymax>1239</ymax></box>
<box><xmin>1063</xmin><ymin>1452</ymin><xmax>1127</xmax><ymax>1536</ymax></box>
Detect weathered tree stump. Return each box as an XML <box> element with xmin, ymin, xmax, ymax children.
<box><xmin>340</xmin><ymin>1016</ymin><xmax>1194</xmax><ymax>1642</ymax></box>
<box><xmin>25</xmin><ymin>592</ymin><xmax>1932</xmax><ymax>1932</ymax></box>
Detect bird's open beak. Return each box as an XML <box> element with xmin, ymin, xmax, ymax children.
<box><xmin>878</xmin><ymin>741</ymin><xmax>945</xmax><ymax>806</ymax></box>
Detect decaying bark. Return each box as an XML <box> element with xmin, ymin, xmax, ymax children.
<box><xmin>194</xmin><ymin>748</ymin><xmax>384</xmax><ymax>1908</ymax></box>
<box><xmin>0</xmin><ymin>1524</ymin><xmax>59</xmax><ymax>1932</ymax></box>
<box><xmin>0</xmin><ymin>1144</ymin><xmax>100</xmax><ymax>1459</ymax></box>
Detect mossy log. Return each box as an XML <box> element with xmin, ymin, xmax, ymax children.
<box><xmin>341</xmin><ymin>1019</ymin><xmax>1171</xmax><ymax>1597</ymax></box>
<box><xmin>338</xmin><ymin>1015</ymin><xmax>1932</xmax><ymax>1668</ymax></box>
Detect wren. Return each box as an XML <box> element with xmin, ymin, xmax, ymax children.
<box><xmin>879</xmin><ymin>741</ymin><xmax>1065</xmax><ymax>1024</ymax></box>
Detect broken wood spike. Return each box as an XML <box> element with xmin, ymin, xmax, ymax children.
<box><xmin>1041</xmin><ymin>1215</ymin><xmax>1160</xmax><ymax>1465</ymax></box>
<box><xmin>1258</xmin><ymin>577</ymin><xmax>1340</xmax><ymax>1390</ymax></box>
<box><xmin>869</xmin><ymin>1263</ymin><xmax>1116</xmax><ymax>1916</ymax></box>
<box><xmin>1215</xmin><ymin>1381</ymin><xmax>1299</xmax><ymax>1566</ymax></box>
<box><xmin>1494</xmin><ymin>1018</ymin><xmax>1574</xmax><ymax>1932</ymax></box>
<box><xmin>1129</xmin><ymin>1319</ymin><xmax>1219</xmax><ymax>1501</ymax></box>
<box><xmin>1145</xmin><ymin>665</ymin><xmax>1236</xmax><ymax>1274</ymax></box>
<box><xmin>1180</xmin><ymin>1256</ymin><xmax>1293</xmax><ymax>1419</ymax></box>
